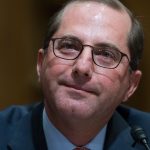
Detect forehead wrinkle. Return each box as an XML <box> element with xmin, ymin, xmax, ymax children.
<box><xmin>59</xmin><ymin>3</ymin><xmax>105</xmax><ymax>40</ymax></box>
<box><xmin>63</xmin><ymin>2</ymin><xmax>104</xmax><ymax>24</ymax></box>
<box><xmin>61</xmin><ymin>2</ymin><xmax>131</xmax><ymax>32</ymax></box>
<box><xmin>55</xmin><ymin>1</ymin><xmax>131</xmax><ymax>56</ymax></box>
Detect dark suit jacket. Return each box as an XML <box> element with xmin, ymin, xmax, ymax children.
<box><xmin>0</xmin><ymin>102</ymin><xmax>150</xmax><ymax>150</ymax></box>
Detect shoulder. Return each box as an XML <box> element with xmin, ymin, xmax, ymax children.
<box><xmin>0</xmin><ymin>103</ymin><xmax>41</xmax><ymax>133</ymax></box>
<box><xmin>0</xmin><ymin>104</ymin><xmax>36</xmax><ymax>123</ymax></box>
<box><xmin>0</xmin><ymin>103</ymin><xmax>42</xmax><ymax>146</ymax></box>
<box><xmin>116</xmin><ymin>105</ymin><xmax>150</xmax><ymax>132</ymax></box>
<box><xmin>117</xmin><ymin>105</ymin><xmax>150</xmax><ymax>120</ymax></box>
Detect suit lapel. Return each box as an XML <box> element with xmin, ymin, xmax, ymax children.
<box><xmin>7</xmin><ymin>104</ymin><xmax>146</xmax><ymax>150</ymax></box>
<box><xmin>7</xmin><ymin>103</ymin><xmax>47</xmax><ymax>150</ymax></box>
<box><xmin>104</xmin><ymin>111</ymin><xmax>145</xmax><ymax>150</ymax></box>
<box><xmin>31</xmin><ymin>103</ymin><xmax>47</xmax><ymax>150</ymax></box>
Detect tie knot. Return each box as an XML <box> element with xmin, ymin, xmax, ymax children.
<box><xmin>73</xmin><ymin>147</ymin><xmax>90</xmax><ymax>150</ymax></box>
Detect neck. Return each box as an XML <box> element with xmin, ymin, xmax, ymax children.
<box><xmin>57</xmin><ymin>121</ymin><xmax>105</xmax><ymax>146</ymax></box>
<box><xmin>45</xmin><ymin>107</ymin><xmax>109</xmax><ymax>146</ymax></box>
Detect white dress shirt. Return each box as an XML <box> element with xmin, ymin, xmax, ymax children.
<box><xmin>43</xmin><ymin>109</ymin><xmax>107</xmax><ymax>150</ymax></box>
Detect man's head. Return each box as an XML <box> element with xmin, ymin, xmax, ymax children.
<box><xmin>37</xmin><ymin>0</ymin><xmax>142</xmax><ymax>126</ymax></box>
<box><xmin>43</xmin><ymin>0</ymin><xmax>144</xmax><ymax>71</ymax></box>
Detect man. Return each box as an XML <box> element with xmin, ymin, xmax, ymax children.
<box><xmin>0</xmin><ymin>0</ymin><xmax>150</xmax><ymax>150</ymax></box>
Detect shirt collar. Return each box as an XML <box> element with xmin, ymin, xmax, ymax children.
<box><xmin>43</xmin><ymin>108</ymin><xmax>107</xmax><ymax>150</ymax></box>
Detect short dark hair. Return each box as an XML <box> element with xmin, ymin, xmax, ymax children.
<box><xmin>43</xmin><ymin>0</ymin><xmax>144</xmax><ymax>71</ymax></box>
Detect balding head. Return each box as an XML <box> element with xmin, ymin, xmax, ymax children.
<box><xmin>43</xmin><ymin>0</ymin><xmax>143</xmax><ymax>71</ymax></box>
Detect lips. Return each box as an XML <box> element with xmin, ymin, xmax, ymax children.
<box><xmin>67</xmin><ymin>84</ymin><xmax>94</xmax><ymax>93</ymax></box>
<box><xmin>59</xmin><ymin>80</ymin><xmax>99</xmax><ymax>95</ymax></box>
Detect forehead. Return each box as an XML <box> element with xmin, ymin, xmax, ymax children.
<box><xmin>56</xmin><ymin>1</ymin><xmax>131</xmax><ymax>36</ymax></box>
<box><xmin>65</xmin><ymin>2</ymin><xmax>130</xmax><ymax>21</ymax></box>
<box><xmin>54</xmin><ymin>1</ymin><xmax>131</xmax><ymax>54</ymax></box>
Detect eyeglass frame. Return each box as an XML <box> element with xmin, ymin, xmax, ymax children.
<box><xmin>49</xmin><ymin>37</ymin><xmax>131</xmax><ymax>70</ymax></box>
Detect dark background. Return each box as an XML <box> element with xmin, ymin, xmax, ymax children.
<box><xmin>0</xmin><ymin>0</ymin><xmax>150</xmax><ymax>111</ymax></box>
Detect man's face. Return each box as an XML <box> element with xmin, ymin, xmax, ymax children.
<box><xmin>37</xmin><ymin>2</ymin><xmax>141</xmax><ymax>123</ymax></box>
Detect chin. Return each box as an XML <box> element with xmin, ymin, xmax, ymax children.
<box><xmin>58</xmin><ymin>100</ymin><xmax>95</xmax><ymax>119</ymax></box>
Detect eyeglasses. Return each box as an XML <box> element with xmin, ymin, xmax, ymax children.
<box><xmin>50</xmin><ymin>37</ymin><xmax>130</xmax><ymax>69</ymax></box>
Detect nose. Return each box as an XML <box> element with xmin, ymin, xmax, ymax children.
<box><xmin>72</xmin><ymin>47</ymin><xmax>93</xmax><ymax>80</ymax></box>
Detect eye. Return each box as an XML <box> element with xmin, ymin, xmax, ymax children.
<box><xmin>57</xmin><ymin>39</ymin><xmax>80</xmax><ymax>51</ymax></box>
<box><xmin>100</xmin><ymin>50</ymin><xmax>117</xmax><ymax>60</ymax></box>
<box><xmin>94</xmin><ymin>49</ymin><xmax>115</xmax><ymax>59</ymax></box>
<box><xmin>93</xmin><ymin>47</ymin><xmax>121</xmax><ymax>68</ymax></box>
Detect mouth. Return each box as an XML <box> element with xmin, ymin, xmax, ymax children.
<box><xmin>61</xmin><ymin>83</ymin><xmax>98</xmax><ymax>96</ymax></box>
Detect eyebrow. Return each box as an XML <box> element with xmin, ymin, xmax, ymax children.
<box><xmin>58</xmin><ymin>35</ymin><xmax>83</xmax><ymax>43</ymax></box>
<box><xmin>57</xmin><ymin>35</ymin><xmax>121</xmax><ymax>52</ymax></box>
<box><xmin>95</xmin><ymin>43</ymin><xmax>121</xmax><ymax>52</ymax></box>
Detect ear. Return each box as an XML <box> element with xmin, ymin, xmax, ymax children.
<box><xmin>37</xmin><ymin>49</ymin><xmax>45</xmax><ymax>81</ymax></box>
<box><xmin>123</xmin><ymin>70</ymin><xmax>142</xmax><ymax>102</ymax></box>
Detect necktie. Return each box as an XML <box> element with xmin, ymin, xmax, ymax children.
<box><xmin>73</xmin><ymin>147</ymin><xmax>90</xmax><ymax>150</ymax></box>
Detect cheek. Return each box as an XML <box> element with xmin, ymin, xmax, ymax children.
<box><xmin>96</xmin><ymin>69</ymin><xmax>121</xmax><ymax>90</ymax></box>
<box><xmin>42</xmin><ymin>50</ymin><xmax>75</xmax><ymax>80</ymax></box>
<box><xmin>96</xmin><ymin>68</ymin><xmax>130</xmax><ymax>101</ymax></box>
<box><xmin>40</xmin><ymin>57</ymin><xmax>72</xmax><ymax>103</ymax></box>
<box><xmin>42</xmin><ymin>57</ymin><xmax>69</xmax><ymax>80</ymax></box>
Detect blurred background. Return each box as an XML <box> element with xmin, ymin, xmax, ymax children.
<box><xmin>0</xmin><ymin>0</ymin><xmax>150</xmax><ymax>111</ymax></box>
